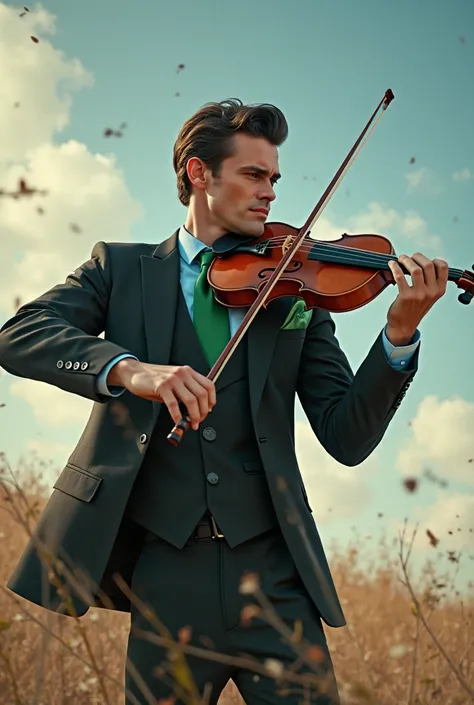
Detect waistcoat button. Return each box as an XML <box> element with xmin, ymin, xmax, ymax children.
<box><xmin>202</xmin><ymin>426</ymin><xmax>217</xmax><ymax>442</ymax></box>
<box><xmin>139</xmin><ymin>433</ymin><xmax>148</xmax><ymax>444</ymax></box>
<box><xmin>206</xmin><ymin>472</ymin><xmax>219</xmax><ymax>485</ymax></box>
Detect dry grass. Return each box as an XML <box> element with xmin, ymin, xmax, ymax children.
<box><xmin>0</xmin><ymin>455</ymin><xmax>473</xmax><ymax>705</ymax></box>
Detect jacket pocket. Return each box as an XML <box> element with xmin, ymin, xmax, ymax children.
<box><xmin>243</xmin><ymin>460</ymin><xmax>265</xmax><ymax>474</ymax></box>
<box><xmin>53</xmin><ymin>463</ymin><xmax>102</xmax><ymax>503</ymax></box>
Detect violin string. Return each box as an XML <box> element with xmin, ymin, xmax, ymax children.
<box><xmin>253</xmin><ymin>237</ymin><xmax>464</xmax><ymax>278</ymax></box>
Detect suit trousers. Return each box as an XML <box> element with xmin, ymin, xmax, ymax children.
<box><xmin>125</xmin><ymin>518</ymin><xmax>340</xmax><ymax>705</ymax></box>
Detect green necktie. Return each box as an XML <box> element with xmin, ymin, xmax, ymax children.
<box><xmin>193</xmin><ymin>249</ymin><xmax>230</xmax><ymax>367</ymax></box>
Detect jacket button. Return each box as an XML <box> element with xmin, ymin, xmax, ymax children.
<box><xmin>139</xmin><ymin>433</ymin><xmax>148</xmax><ymax>444</ymax></box>
<box><xmin>73</xmin><ymin>362</ymin><xmax>80</xmax><ymax>370</ymax></box>
<box><xmin>56</xmin><ymin>360</ymin><xmax>64</xmax><ymax>369</ymax></box>
<box><xmin>259</xmin><ymin>437</ymin><xmax>267</xmax><ymax>443</ymax></box>
<box><xmin>207</xmin><ymin>472</ymin><xmax>219</xmax><ymax>485</ymax></box>
<box><xmin>65</xmin><ymin>361</ymin><xmax>72</xmax><ymax>370</ymax></box>
<box><xmin>202</xmin><ymin>427</ymin><xmax>217</xmax><ymax>442</ymax></box>
<box><xmin>81</xmin><ymin>362</ymin><xmax>89</xmax><ymax>371</ymax></box>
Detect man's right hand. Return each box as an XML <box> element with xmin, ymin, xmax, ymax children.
<box><xmin>108</xmin><ymin>358</ymin><xmax>216</xmax><ymax>430</ymax></box>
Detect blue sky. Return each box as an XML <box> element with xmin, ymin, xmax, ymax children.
<box><xmin>0</xmin><ymin>0</ymin><xmax>473</xmax><ymax>593</ymax></box>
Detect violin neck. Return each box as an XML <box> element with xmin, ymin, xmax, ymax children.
<box><xmin>307</xmin><ymin>243</ymin><xmax>463</xmax><ymax>283</ymax></box>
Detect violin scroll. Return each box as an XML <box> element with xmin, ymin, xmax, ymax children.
<box><xmin>457</xmin><ymin>266</ymin><xmax>474</xmax><ymax>305</ymax></box>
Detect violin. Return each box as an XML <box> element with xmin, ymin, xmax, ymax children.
<box><xmin>207</xmin><ymin>226</ymin><xmax>474</xmax><ymax>312</ymax></box>
<box><xmin>167</xmin><ymin>89</ymin><xmax>473</xmax><ymax>446</ymax></box>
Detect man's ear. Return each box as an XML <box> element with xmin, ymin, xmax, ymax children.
<box><xmin>186</xmin><ymin>156</ymin><xmax>208</xmax><ymax>192</ymax></box>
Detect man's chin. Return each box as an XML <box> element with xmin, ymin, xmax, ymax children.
<box><xmin>234</xmin><ymin>220</ymin><xmax>266</xmax><ymax>238</ymax></box>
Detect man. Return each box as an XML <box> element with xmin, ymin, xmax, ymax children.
<box><xmin>0</xmin><ymin>98</ymin><xmax>448</xmax><ymax>704</ymax></box>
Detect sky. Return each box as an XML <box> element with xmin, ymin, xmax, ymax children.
<box><xmin>0</xmin><ymin>0</ymin><xmax>473</xmax><ymax>595</ymax></box>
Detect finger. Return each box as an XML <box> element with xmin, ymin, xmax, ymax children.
<box><xmin>192</xmin><ymin>370</ymin><xmax>217</xmax><ymax>408</ymax></box>
<box><xmin>158</xmin><ymin>387</ymin><xmax>185</xmax><ymax>427</ymax></box>
<box><xmin>180</xmin><ymin>375</ymin><xmax>213</xmax><ymax>420</ymax></box>
<box><xmin>172</xmin><ymin>380</ymin><xmax>204</xmax><ymax>430</ymax></box>
<box><xmin>433</xmin><ymin>258</ymin><xmax>449</xmax><ymax>293</ymax></box>
<box><xmin>411</xmin><ymin>252</ymin><xmax>438</xmax><ymax>289</ymax></box>
<box><xmin>388</xmin><ymin>259</ymin><xmax>410</xmax><ymax>292</ymax></box>
<box><xmin>396</xmin><ymin>254</ymin><xmax>425</xmax><ymax>289</ymax></box>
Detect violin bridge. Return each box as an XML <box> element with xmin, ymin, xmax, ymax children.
<box><xmin>282</xmin><ymin>235</ymin><xmax>294</xmax><ymax>255</ymax></box>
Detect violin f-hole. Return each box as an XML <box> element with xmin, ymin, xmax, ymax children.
<box><xmin>258</xmin><ymin>261</ymin><xmax>303</xmax><ymax>279</ymax></box>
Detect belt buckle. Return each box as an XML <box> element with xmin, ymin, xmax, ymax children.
<box><xmin>210</xmin><ymin>515</ymin><xmax>224</xmax><ymax>540</ymax></box>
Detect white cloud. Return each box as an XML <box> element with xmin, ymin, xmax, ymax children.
<box><xmin>395</xmin><ymin>395</ymin><xmax>474</xmax><ymax>486</ymax></box>
<box><xmin>0</xmin><ymin>2</ymin><xmax>144</xmax><ymax>314</ymax></box>
<box><xmin>404</xmin><ymin>167</ymin><xmax>443</xmax><ymax>196</ymax></box>
<box><xmin>452</xmin><ymin>168</ymin><xmax>472</xmax><ymax>182</ymax></box>
<box><xmin>0</xmin><ymin>141</ymin><xmax>144</xmax><ymax>309</ymax></box>
<box><xmin>0</xmin><ymin>2</ymin><xmax>143</xmax><ymax>434</ymax></box>
<box><xmin>0</xmin><ymin>3</ymin><xmax>93</xmax><ymax>163</ymax></box>
<box><xmin>392</xmin><ymin>492</ymin><xmax>474</xmax><ymax>555</ymax></box>
<box><xmin>311</xmin><ymin>202</ymin><xmax>443</xmax><ymax>254</ymax></box>
<box><xmin>295</xmin><ymin>420</ymin><xmax>378</xmax><ymax>522</ymax></box>
<box><xmin>9</xmin><ymin>377</ymin><xmax>93</xmax><ymax>428</ymax></box>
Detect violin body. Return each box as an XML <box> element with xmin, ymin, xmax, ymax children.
<box><xmin>208</xmin><ymin>222</ymin><xmax>398</xmax><ymax>313</ymax></box>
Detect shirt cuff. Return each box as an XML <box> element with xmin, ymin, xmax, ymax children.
<box><xmin>382</xmin><ymin>326</ymin><xmax>420</xmax><ymax>370</ymax></box>
<box><xmin>96</xmin><ymin>353</ymin><xmax>138</xmax><ymax>397</ymax></box>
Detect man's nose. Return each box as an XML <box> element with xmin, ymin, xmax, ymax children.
<box><xmin>259</xmin><ymin>185</ymin><xmax>276</xmax><ymax>202</ymax></box>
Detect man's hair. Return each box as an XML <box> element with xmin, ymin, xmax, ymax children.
<box><xmin>173</xmin><ymin>98</ymin><xmax>288</xmax><ymax>206</ymax></box>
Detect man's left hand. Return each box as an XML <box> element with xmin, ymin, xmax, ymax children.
<box><xmin>386</xmin><ymin>252</ymin><xmax>449</xmax><ymax>346</ymax></box>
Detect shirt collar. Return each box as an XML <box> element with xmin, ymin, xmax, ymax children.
<box><xmin>178</xmin><ymin>225</ymin><xmax>210</xmax><ymax>265</ymax></box>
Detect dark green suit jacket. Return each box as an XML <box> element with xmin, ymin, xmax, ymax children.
<box><xmin>0</xmin><ymin>231</ymin><xmax>418</xmax><ymax>628</ymax></box>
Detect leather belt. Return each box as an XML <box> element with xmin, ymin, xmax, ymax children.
<box><xmin>189</xmin><ymin>513</ymin><xmax>224</xmax><ymax>542</ymax></box>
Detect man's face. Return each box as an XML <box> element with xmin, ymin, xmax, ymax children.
<box><xmin>203</xmin><ymin>132</ymin><xmax>280</xmax><ymax>237</ymax></box>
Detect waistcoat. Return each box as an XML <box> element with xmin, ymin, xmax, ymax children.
<box><xmin>125</xmin><ymin>289</ymin><xmax>279</xmax><ymax>549</ymax></box>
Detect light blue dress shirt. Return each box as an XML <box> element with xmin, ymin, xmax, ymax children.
<box><xmin>96</xmin><ymin>225</ymin><xmax>421</xmax><ymax>397</ymax></box>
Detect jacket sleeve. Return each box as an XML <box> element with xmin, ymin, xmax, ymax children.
<box><xmin>296</xmin><ymin>309</ymin><xmax>419</xmax><ymax>466</ymax></box>
<box><xmin>0</xmin><ymin>241</ymin><xmax>136</xmax><ymax>403</ymax></box>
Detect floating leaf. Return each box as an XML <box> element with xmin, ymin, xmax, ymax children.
<box><xmin>427</xmin><ymin>529</ymin><xmax>439</xmax><ymax>547</ymax></box>
<box><xmin>403</xmin><ymin>477</ymin><xmax>418</xmax><ymax>493</ymax></box>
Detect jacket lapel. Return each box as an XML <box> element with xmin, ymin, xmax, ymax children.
<box><xmin>140</xmin><ymin>231</ymin><xmax>180</xmax><ymax>419</ymax></box>
<box><xmin>247</xmin><ymin>298</ymin><xmax>292</xmax><ymax>425</ymax></box>
<box><xmin>140</xmin><ymin>229</ymin><xmax>293</xmax><ymax>422</ymax></box>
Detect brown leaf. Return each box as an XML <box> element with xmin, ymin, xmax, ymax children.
<box><xmin>177</xmin><ymin>625</ymin><xmax>192</xmax><ymax>644</ymax></box>
<box><xmin>305</xmin><ymin>644</ymin><xmax>326</xmax><ymax>663</ymax></box>
<box><xmin>240</xmin><ymin>604</ymin><xmax>261</xmax><ymax>627</ymax></box>
<box><xmin>31</xmin><ymin>36</ymin><xmax>39</xmax><ymax>43</ymax></box>
<box><xmin>427</xmin><ymin>529</ymin><xmax>439</xmax><ymax>547</ymax></box>
<box><xmin>404</xmin><ymin>477</ymin><xmax>418</xmax><ymax>493</ymax></box>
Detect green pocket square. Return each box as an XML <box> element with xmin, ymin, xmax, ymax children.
<box><xmin>280</xmin><ymin>299</ymin><xmax>313</xmax><ymax>330</ymax></box>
